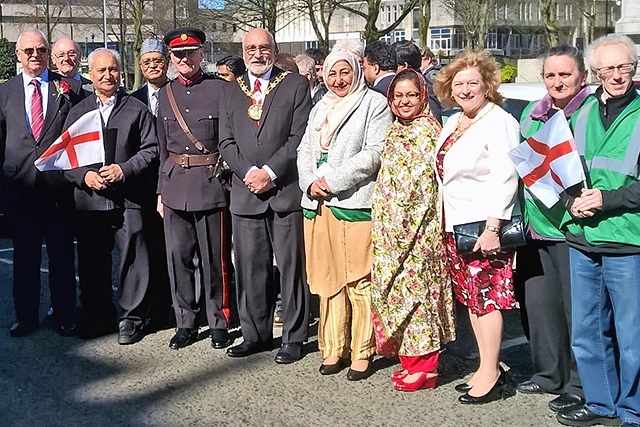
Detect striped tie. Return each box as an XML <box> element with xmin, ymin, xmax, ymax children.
<box><xmin>30</xmin><ymin>79</ymin><xmax>44</xmax><ymax>140</ymax></box>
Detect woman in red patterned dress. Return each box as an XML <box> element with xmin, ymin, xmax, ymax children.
<box><xmin>433</xmin><ymin>50</ymin><xmax>521</xmax><ymax>404</ymax></box>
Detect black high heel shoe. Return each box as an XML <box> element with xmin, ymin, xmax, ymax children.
<box><xmin>456</xmin><ymin>366</ymin><xmax>506</xmax><ymax>394</ymax></box>
<box><xmin>455</xmin><ymin>383</ymin><xmax>472</xmax><ymax>393</ymax></box>
<box><xmin>346</xmin><ymin>357</ymin><xmax>373</xmax><ymax>381</ymax></box>
<box><xmin>458</xmin><ymin>369</ymin><xmax>507</xmax><ymax>404</ymax></box>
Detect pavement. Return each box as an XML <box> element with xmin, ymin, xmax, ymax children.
<box><xmin>0</xmin><ymin>237</ymin><xmax>563</xmax><ymax>427</ymax></box>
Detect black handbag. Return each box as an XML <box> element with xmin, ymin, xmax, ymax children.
<box><xmin>453</xmin><ymin>215</ymin><xmax>526</xmax><ymax>255</ymax></box>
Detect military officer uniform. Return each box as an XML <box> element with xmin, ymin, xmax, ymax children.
<box><xmin>158</xmin><ymin>28</ymin><xmax>233</xmax><ymax>349</ymax></box>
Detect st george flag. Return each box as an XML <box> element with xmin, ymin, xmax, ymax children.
<box><xmin>508</xmin><ymin>112</ymin><xmax>585</xmax><ymax>209</ymax></box>
<box><xmin>34</xmin><ymin>109</ymin><xmax>104</xmax><ymax>171</ymax></box>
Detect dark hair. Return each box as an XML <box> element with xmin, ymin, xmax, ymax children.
<box><xmin>421</xmin><ymin>47</ymin><xmax>435</xmax><ymax>60</ymax></box>
<box><xmin>542</xmin><ymin>44</ymin><xmax>586</xmax><ymax>75</ymax></box>
<box><xmin>216</xmin><ymin>55</ymin><xmax>246</xmax><ymax>77</ymax></box>
<box><xmin>364</xmin><ymin>40</ymin><xmax>397</xmax><ymax>72</ymax></box>
<box><xmin>389</xmin><ymin>68</ymin><xmax>423</xmax><ymax>95</ymax></box>
<box><xmin>305</xmin><ymin>48</ymin><xmax>328</xmax><ymax>65</ymax></box>
<box><xmin>392</xmin><ymin>40</ymin><xmax>421</xmax><ymax>70</ymax></box>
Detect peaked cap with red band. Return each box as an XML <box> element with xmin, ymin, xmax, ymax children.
<box><xmin>164</xmin><ymin>27</ymin><xmax>206</xmax><ymax>51</ymax></box>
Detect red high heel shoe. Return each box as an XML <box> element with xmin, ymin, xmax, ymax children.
<box><xmin>394</xmin><ymin>372</ymin><xmax>438</xmax><ymax>391</ymax></box>
<box><xmin>392</xmin><ymin>370</ymin><xmax>408</xmax><ymax>382</ymax></box>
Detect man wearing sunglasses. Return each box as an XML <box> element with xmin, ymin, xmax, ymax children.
<box><xmin>0</xmin><ymin>28</ymin><xmax>86</xmax><ymax>338</ymax></box>
<box><xmin>156</xmin><ymin>27</ymin><xmax>234</xmax><ymax>351</ymax></box>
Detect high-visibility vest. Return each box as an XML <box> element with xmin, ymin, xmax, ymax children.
<box><xmin>564</xmin><ymin>93</ymin><xmax>640</xmax><ymax>246</ymax></box>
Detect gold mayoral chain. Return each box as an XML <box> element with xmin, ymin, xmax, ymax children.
<box><xmin>236</xmin><ymin>71</ymin><xmax>290</xmax><ymax>121</ymax></box>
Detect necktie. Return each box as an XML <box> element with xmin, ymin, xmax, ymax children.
<box><xmin>151</xmin><ymin>91</ymin><xmax>159</xmax><ymax>117</ymax></box>
<box><xmin>30</xmin><ymin>79</ymin><xmax>44</xmax><ymax>140</ymax></box>
<box><xmin>253</xmin><ymin>79</ymin><xmax>262</xmax><ymax>103</ymax></box>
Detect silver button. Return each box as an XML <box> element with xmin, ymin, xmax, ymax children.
<box><xmin>208</xmin><ymin>115</ymin><xmax>212</xmax><ymax>119</ymax></box>
<box><xmin>185</xmin><ymin>108</ymin><xmax>190</xmax><ymax>113</ymax></box>
<box><xmin>185</xmin><ymin>147</ymin><xmax>190</xmax><ymax>150</ymax></box>
<box><xmin>186</xmin><ymin>90</ymin><xmax>191</xmax><ymax>95</ymax></box>
<box><xmin>163</xmin><ymin>116</ymin><xmax>167</xmax><ymax>120</ymax></box>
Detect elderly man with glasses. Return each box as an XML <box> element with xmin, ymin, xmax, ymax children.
<box><xmin>556</xmin><ymin>34</ymin><xmax>640</xmax><ymax>427</ymax></box>
<box><xmin>156</xmin><ymin>27</ymin><xmax>234</xmax><ymax>351</ymax></box>
<box><xmin>0</xmin><ymin>28</ymin><xmax>86</xmax><ymax>338</ymax></box>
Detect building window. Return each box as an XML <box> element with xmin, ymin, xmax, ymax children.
<box><xmin>430</xmin><ymin>28</ymin><xmax>451</xmax><ymax>53</ymax></box>
<box><xmin>387</xmin><ymin>6</ymin><xmax>391</xmax><ymax>22</ymax></box>
<box><xmin>393</xmin><ymin>5</ymin><xmax>398</xmax><ymax>21</ymax></box>
<box><xmin>394</xmin><ymin>30</ymin><xmax>405</xmax><ymax>42</ymax></box>
<box><xmin>487</xmin><ymin>28</ymin><xmax>498</xmax><ymax>49</ymax></box>
<box><xmin>380</xmin><ymin>33</ymin><xmax>392</xmax><ymax>44</ymax></box>
<box><xmin>305</xmin><ymin>41</ymin><xmax>318</xmax><ymax>50</ymax></box>
<box><xmin>566</xmin><ymin>4</ymin><xmax>572</xmax><ymax>21</ymax></box>
<box><xmin>412</xmin><ymin>7</ymin><xmax>420</xmax><ymax>40</ymax></box>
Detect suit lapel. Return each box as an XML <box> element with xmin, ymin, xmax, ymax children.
<box><xmin>257</xmin><ymin>67</ymin><xmax>284</xmax><ymax>133</ymax></box>
<box><xmin>39</xmin><ymin>72</ymin><xmax>62</xmax><ymax>142</ymax></box>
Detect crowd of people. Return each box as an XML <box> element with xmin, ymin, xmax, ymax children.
<box><xmin>1</xmin><ymin>25</ymin><xmax>639</xmax><ymax>426</ymax></box>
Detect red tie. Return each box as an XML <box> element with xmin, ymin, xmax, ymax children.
<box><xmin>30</xmin><ymin>79</ymin><xmax>44</xmax><ymax>140</ymax></box>
<box><xmin>253</xmin><ymin>79</ymin><xmax>261</xmax><ymax>100</ymax></box>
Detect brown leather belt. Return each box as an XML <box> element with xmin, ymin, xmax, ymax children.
<box><xmin>168</xmin><ymin>152</ymin><xmax>219</xmax><ymax>168</ymax></box>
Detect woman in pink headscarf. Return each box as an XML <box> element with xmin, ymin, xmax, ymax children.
<box><xmin>297</xmin><ymin>50</ymin><xmax>393</xmax><ymax>381</ymax></box>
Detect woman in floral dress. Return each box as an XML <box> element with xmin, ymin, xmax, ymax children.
<box><xmin>371</xmin><ymin>69</ymin><xmax>456</xmax><ymax>392</ymax></box>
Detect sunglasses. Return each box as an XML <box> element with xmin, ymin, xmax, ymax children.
<box><xmin>171</xmin><ymin>49</ymin><xmax>199</xmax><ymax>59</ymax></box>
<box><xmin>20</xmin><ymin>47</ymin><xmax>48</xmax><ymax>56</ymax></box>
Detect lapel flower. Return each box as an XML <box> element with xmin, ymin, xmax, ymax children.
<box><xmin>54</xmin><ymin>80</ymin><xmax>71</xmax><ymax>100</ymax></box>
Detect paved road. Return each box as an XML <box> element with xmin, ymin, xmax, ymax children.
<box><xmin>0</xmin><ymin>238</ymin><xmax>562</xmax><ymax>427</ymax></box>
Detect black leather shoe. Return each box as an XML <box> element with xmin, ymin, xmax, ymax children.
<box><xmin>118</xmin><ymin>320</ymin><xmax>144</xmax><ymax>345</ymax></box>
<box><xmin>56</xmin><ymin>321</ymin><xmax>77</xmax><ymax>337</ymax></box>
<box><xmin>169</xmin><ymin>328</ymin><xmax>197</xmax><ymax>349</ymax></box>
<box><xmin>517</xmin><ymin>380</ymin><xmax>547</xmax><ymax>394</ymax></box>
<box><xmin>319</xmin><ymin>359</ymin><xmax>347</xmax><ymax>375</ymax></box>
<box><xmin>274</xmin><ymin>343</ymin><xmax>303</xmax><ymax>364</ymax></box>
<box><xmin>549</xmin><ymin>393</ymin><xmax>586</xmax><ymax>413</ymax></box>
<box><xmin>346</xmin><ymin>358</ymin><xmax>373</xmax><ymax>381</ymax></box>
<box><xmin>459</xmin><ymin>370</ymin><xmax>507</xmax><ymax>405</ymax></box>
<box><xmin>210</xmin><ymin>328</ymin><xmax>233</xmax><ymax>350</ymax></box>
<box><xmin>455</xmin><ymin>382</ymin><xmax>473</xmax><ymax>393</ymax></box>
<box><xmin>9</xmin><ymin>321</ymin><xmax>38</xmax><ymax>338</ymax></box>
<box><xmin>556</xmin><ymin>407</ymin><xmax>621</xmax><ymax>426</ymax></box>
<box><xmin>226</xmin><ymin>339</ymin><xmax>272</xmax><ymax>358</ymax></box>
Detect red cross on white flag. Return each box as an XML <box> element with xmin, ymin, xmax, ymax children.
<box><xmin>508</xmin><ymin>112</ymin><xmax>586</xmax><ymax>209</ymax></box>
<box><xmin>34</xmin><ymin>109</ymin><xmax>104</xmax><ymax>171</ymax></box>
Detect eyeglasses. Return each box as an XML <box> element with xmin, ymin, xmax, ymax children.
<box><xmin>393</xmin><ymin>92</ymin><xmax>421</xmax><ymax>100</ymax></box>
<box><xmin>141</xmin><ymin>58</ymin><xmax>165</xmax><ymax>67</ymax></box>
<box><xmin>244</xmin><ymin>45</ymin><xmax>272</xmax><ymax>56</ymax></box>
<box><xmin>19</xmin><ymin>47</ymin><xmax>48</xmax><ymax>56</ymax></box>
<box><xmin>54</xmin><ymin>50</ymin><xmax>78</xmax><ymax>59</ymax></box>
<box><xmin>171</xmin><ymin>49</ymin><xmax>199</xmax><ymax>59</ymax></box>
<box><xmin>596</xmin><ymin>62</ymin><xmax>636</xmax><ymax>77</ymax></box>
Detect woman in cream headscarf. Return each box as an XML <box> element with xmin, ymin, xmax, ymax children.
<box><xmin>297</xmin><ymin>50</ymin><xmax>393</xmax><ymax>381</ymax></box>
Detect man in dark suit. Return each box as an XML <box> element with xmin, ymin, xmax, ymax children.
<box><xmin>219</xmin><ymin>28</ymin><xmax>311</xmax><ymax>364</ymax></box>
<box><xmin>0</xmin><ymin>29</ymin><xmax>85</xmax><ymax>337</ymax></box>
<box><xmin>130</xmin><ymin>39</ymin><xmax>168</xmax><ymax>116</ymax></box>
<box><xmin>64</xmin><ymin>48</ymin><xmax>158</xmax><ymax>344</ymax></box>
<box><xmin>362</xmin><ymin>40</ymin><xmax>396</xmax><ymax>96</ymax></box>
<box><xmin>157</xmin><ymin>27</ymin><xmax>233</xmax><ymax>350</ymax></box>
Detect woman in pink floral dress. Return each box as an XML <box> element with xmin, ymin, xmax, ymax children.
<box><xmin>371</xmin><ymin>69</ymin><xmax>456</xmax><ymax>392</ymax></box>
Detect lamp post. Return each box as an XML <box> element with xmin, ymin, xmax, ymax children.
<box><xmin>173</xmin><ymin>0</ymin><xmax>177</xmax><ymax>28</ymax></box>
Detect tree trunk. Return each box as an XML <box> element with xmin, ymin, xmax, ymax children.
<box><xmin>540</xmin><ymin>0</ymin><xmax>559</xmax><ymax>47</ymax></box>
<box><xmin>419</xmin><ymin>0</ymin><xmax>431</xmax><ymax>47</ymax></box>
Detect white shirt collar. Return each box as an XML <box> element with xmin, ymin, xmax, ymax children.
<box><xmin>248</xmin><ymin>66</ymin><xmax>273</xmax><ymax>91</ymax></box>
<box><xmin>22</xmin><ymin>68</ymin><xmax>49</xmax><ymax>87</ymax></box>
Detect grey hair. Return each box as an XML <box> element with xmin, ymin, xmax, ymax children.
<box><xmin>542</xmin><ymin>44</ymin><xmax>586</xmax><ymax>75</ymax></box>
<box><xmin>88</xmin><ymin>48</ymin><xmax>121</xmax><ymax>70</ymax></box>
<box><xmin>585</xmin><ymin>34</ymin><xmax>638</xmax><ymax>72</ymax></box>
<box><xmin>16</xmin><ymin>28</ymin><xmax>49</xmax><ymax>49</ymax></box>
<box><xmin>294</xmin><ymin>54</ymin><xmax>316</xmax><ymax>78</ymax></box>
<box><xmin>52</xmin><ymin>38</ymin><xmax>81</xmax><ymax>55</ymax></box>
<box><xmin>332</xmin><ymin>39</ymin><xmax>365</xmax><ymax>61</ymax></box>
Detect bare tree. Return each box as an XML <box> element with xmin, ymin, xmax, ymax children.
<box><xmin>439</xmin><ymin>0</ymin><xmax>500</xmax><ymax>49</ymax></box>
<box><xmin>337</xmin><ymin>0</ymin><xmax>421</xmax><ymax>43</ymax></box>
<box><xmin>298</xmin><ymin>0</ymin><xmax>337</xmax><ymax>50</ymax></box>
<box><xmin>539</xmin><ymin>0</ymin><xmax>559</xmax><ymax>47</ymax></box>
<box><xmin>418</xmin><ymin>0</ymin><xmax>431</xmax><ymax>47</ymax></box>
